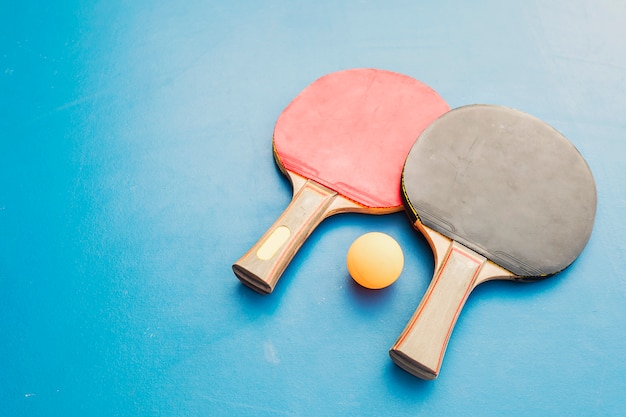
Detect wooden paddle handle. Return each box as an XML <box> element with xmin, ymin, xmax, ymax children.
<box><xmin>389</xmin><ymin>241</ymin><xmax>486</xmax><ymax>379</ymax></box>
<box><xmin>232</xmin><ymin>179</ymin><xmax>338</xmax><ymax>294</ymax></box>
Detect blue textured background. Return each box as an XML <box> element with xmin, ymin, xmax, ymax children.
<box><xmin>2</xmin><ymin>1</ymin><xmax>625</xmax><ymax>416</ymax></box>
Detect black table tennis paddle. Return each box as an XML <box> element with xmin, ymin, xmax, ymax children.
<box><xmin>390</xmin><ymin>104</ymin><xmax>597</xmax><ymax>379</ymax></box>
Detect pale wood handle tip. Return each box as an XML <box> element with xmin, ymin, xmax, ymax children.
<box><xmin>389</xmin><ymin>348</ymin><xmax>438</xmax><ymax>380</ymax></box>
<box><xmin>232</xmin><ymin>263</ymin><xmax>274</xmax><ymax>294</ymax></box>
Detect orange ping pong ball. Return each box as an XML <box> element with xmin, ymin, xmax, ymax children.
<box><xmin>347</xmin><ymin>232</ymin><xmax>404</xmax><ymax>289</ymax></box>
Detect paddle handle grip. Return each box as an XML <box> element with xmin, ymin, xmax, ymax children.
<box><xmin>389</xmin><ymin>242</ymin><xmax>485</xmax><ymax>379</ymax></box>
<box><xmin>233</xmin><ymin>180</ymin><xmax>337</xmax><ymax>294</ymax></box>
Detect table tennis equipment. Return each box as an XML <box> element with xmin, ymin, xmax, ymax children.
<box><xmin>389</xmin><ymin>104</ymin><xmax>597</xmax><ymax>379</ymax></box>
<box><xmin>233</xmin><ymin>68</ymin><xmax>449</xmax><ymax>294</ymax></box>
<box><xmin>347</xmin><ymin>232</ymin><xmax>404</xmax><ymax>290</ymax></box>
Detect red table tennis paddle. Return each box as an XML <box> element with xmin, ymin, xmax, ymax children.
<box><xmin>233</xmin><ymin>68</ymin><xmax>449</xmax><ymax>294</ymax></box>
<box><xmin>390</xmin><ymin>104</ymin><xmax>597</xmax><ymax>379</ymax></box>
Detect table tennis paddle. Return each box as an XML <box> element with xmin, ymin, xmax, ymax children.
<box><xmin>390</xmin><ymin>104</ymin><xmax>596</xmax><ymax>379</ymax></box>
<box><xmin>232</xmin><ymin>68</ymin><xmax>449</xmax><ymax>294</ymax></box>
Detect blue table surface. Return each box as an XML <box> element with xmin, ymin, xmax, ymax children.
<box><xmin>2</xmin><ymin>1</ymin><xmax>625</xmax><ymax>416</ymax></box>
